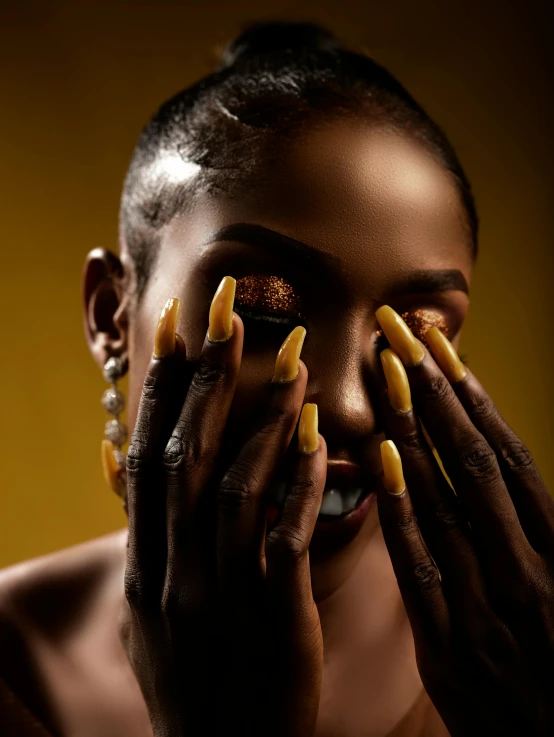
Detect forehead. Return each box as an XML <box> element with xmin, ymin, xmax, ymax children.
<box><xmin>164</xmin><ymin>117</ymin><xmax>473</xmax><ymax>288</ymax></box>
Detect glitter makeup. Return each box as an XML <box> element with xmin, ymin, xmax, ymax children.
<box><xmin>375</xmin><ymin>309</ymin><xmax>448</xmax><ymax>347</ymax></box>
<box><xmin>235</xmin><ymin>275</ymin><xmax>303</xmax><ymax>318</ymax></box>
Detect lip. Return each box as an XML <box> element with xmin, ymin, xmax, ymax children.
<box><xmin>325</xmin><ymin>459</ymin><xmax>363</xmax><ymax>485</ymax></box>
<box><xmin>266</xmin><ymin>459</ymin><xmax>378</xmax><ymax>560</ymax></box>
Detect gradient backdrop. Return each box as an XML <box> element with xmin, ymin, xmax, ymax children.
<box><xmin>1</xmin><ymin>0</ymin><xmax>552</xmax><ymax>567</ymax></box>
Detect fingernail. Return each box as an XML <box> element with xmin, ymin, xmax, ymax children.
<box><xmin>380</xmin><ymin>440</ymin><xmax>406</xmax><ymax>496</ymax></box>
<box><xmin>272</xmin><ymin>325</ymin><xmax>306</xmax><ymax>382</ymax></box>
<box><xmin>426</xmin><ymin>327</ymin><xmax>467</xmax><ymax>384</ymax></box>
<box><xmin>380</xmin><ymin>348</ymin><xmax>412</xmax><ymax>412</ymax></box>
<box><xmin>299</xmin><ymin>403</ymin><xmax>319</xmax><ymax>454</ymax></box>
<box><xmin>208</xmin><ymin>276</ymin><xmax>236</xmax><ymax>342</ymax></box>
<box><xmin>153</xmin><ymin>297</ymin><xmax>180</xmax><ymax>358</ymax></box>
<box><xmin>101</xmin><ymin>439</ymin><xmax>126</xmax><ymax>499</ymax></box>
<box><xmin>375</xmin><ymin>305</ymin><xmax>425</xmax><ymax>367</ymax></box>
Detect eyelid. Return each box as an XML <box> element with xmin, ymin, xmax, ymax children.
<box><xmin>235</xmin><ymin>274</ymin><xmax>303</xmax><ymax>319</ymax></box>
<box><xmin>234</xmin><ymin>303</ymin><xmax>306</xmax><ymax>328</ymax></box>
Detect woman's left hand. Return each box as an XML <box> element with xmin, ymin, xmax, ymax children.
<box><xmin>375</xmin><ymin>305</ymin><xmax>554</xmax><ymax>737</ymax></box>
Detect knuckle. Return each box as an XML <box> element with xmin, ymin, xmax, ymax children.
<box><xmin>397</xmin><ymin>427</ymin><xmax>428</xmax><ymax>461</ymax></box>
<box><xmin>421</xmin><ymin>372</ymin><xmax>456</xmax><ymax>409</ymax></box>
<box><xmin>411</xmin><ymin>558</ymin><xmax>441</xmax><ymax>594</ymax></box>
<box><xmin>288</xmin><ymin>475</ymin><xmax>321</xmax><ymax>501</ymax></box>
<box><xmin>189</xmin><ymin>356</ymin><xmax>228</xmax><ymax>393</ymax></box>
<box><xmin>465</xmin><ymin>391</ymin><xmax>498</xmax><ymax>425</ymax></box>
<box><xmin>218</xmin><ymin>465</ymin><xmax>255</xmax><ymax>513</ymax></box>
<box><xmin>430</xmin><ymin>497</ymin><xmax>467</xmax><ymax>532</ymax></box>
<box><xmin>499</xmin><ymin>439</ymin><xmax>533</xmax><ymax>472</ymax></box>
<box><xmin>140</xmin><ymin>370</ymin><xmax>162</xmax><ymax>400</ymax></box>
<box><xmin>458</xmin><ymin>437</ymin><xmax>500</xmax><ymax>481</ymax></box>
<box><xmin>162</xmin><ymin>433</ymin><xmax>214</xmax><ymax>474</ymax></box>
<box><xmin>258</xmin><ymin>403</ymin><xmax>294</xmax><ymax>437</ymax></box>
<box><xmin>126</xmin><ymin>433</ymin><xmax>154</xmax><ymax>474</ymax></box>
<box><xmin>266</xmin><ymin>526</ymin><xmax>307</xmax><ymax>563</ymax></box>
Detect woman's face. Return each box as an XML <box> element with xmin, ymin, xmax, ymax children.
<box><xmin>120</xmin><ymin>118</ymin><xmax>473</xmax><ymax>599</ymax></box>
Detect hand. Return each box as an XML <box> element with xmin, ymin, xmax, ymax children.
<box><xmin>118</xmin><ymin>277</ymin><xmax>326</xmax><ymax>737</ymax></box>
<box><xmin>374</xmin><ymin>305</ymin><xmax>554</xmax><ymax>737</ymax></box>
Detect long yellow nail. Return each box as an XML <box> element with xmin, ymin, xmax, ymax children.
<box><xmin>298</xmin><ymin>403</ymin><xmax>319</xmax><ymax>453</ymax></box>
<box><xmin>380</xmin><ymin>349</ymin><xmax>412</xmax><ymax>412</ymax></box>
<box><xmin>153</xmin><ymin>298</ymin><xmax>180</xmax><ymax>358</ymax></box>
<box><xmin>375</xmin><ymin>305</ymin><xmax>425</xmax><ymax>367</ymax></box>
<box><xmin>380</xmin><ymin>440</ymin><xmax>406</xmax><ymax>496</ymax></box>
<box><xmin>426</xmin><ymin>327</ymin><xmax>467</xmax><ymax>384</ymax></box>
<box><xmin>272</xmin><ymin>326</ymin><xmax>306</xmax><ymax>382</ymax></box>
<box><xmin>208</xmin><ymin>276</ymin><xmax>236</xmax><ymax>342</ymax></box>
<box><xmin>101</xmin><ymin>439</ymin><xmax>126</xmax><ymax>500</ymax></box>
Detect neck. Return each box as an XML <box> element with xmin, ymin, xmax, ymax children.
<box><xmin>313</xmin><ymin>524</ymin><xmax>427</xmax><ymax>736</ymax></box>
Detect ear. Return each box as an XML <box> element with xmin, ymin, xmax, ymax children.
<box><xmin>82</xmin><ymin>248</ymin><xmax>130</xmax><ymax>374</ymax></box>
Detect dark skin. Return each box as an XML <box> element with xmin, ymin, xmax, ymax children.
<box><xmin>0</xmin><ymin>117</ymin><xmax>552</xmax><ymax>736</ymax></box>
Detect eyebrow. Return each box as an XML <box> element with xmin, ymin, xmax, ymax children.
<box><xmin>388</xmin><ymin>270</ymin><xmax>469</xmax><ymax>295</ymax></box>
<box><xmin>205</xmin><ymin>222</ymin><xmax>469</xmax><ymax>295</ymax></box>
<box><xmin>204</xmin><ymin>222</ymin><xmax>340</xmax><ymax>272</ymax></box>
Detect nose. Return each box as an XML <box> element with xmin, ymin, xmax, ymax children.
<box><xmin>302</xmin><ymin>318</ymin><xmax>380</xmax><ymax>450</ymax></box>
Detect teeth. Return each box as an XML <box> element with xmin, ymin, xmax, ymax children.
<box><xmin>319</xmin><ymin>489</ymin><xmax>344</xmax><ymax>516</ymax></box>
<box><xmin>342</xmin><ymin>487</ymin><xmax>363</xmax><ymax>512</ymax></box>
<box><xmin>269</xmin><ymin>479</ymin><xmax>365</xmax><ymax>518</ymax></box>
<box><xmin>318</xmin><ymin>487</ymin><xmax>364</xmax><ymax>517</ymax></box>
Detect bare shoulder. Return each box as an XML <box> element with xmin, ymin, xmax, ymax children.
<box><xmin>0</xmin><ymin>529</ymin><xmax>127</xmax><ymax>664</ymax></box>
<box><xmin>0</xmin><ymin>531</ymin><xmax>135</xmax><ymax>733</ymax></box>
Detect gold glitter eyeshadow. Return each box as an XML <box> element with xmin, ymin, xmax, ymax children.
<box><xmin>376</xmin><ymin>309</ymin><xmax>448</xmax><ymax>346</ymax></box>
<box><xmin>235</xmin><ymin>275</ymin><xmax>302</xmax><ymax>317</ymax></box>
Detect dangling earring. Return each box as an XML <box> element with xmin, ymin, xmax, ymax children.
<box><xmin>100</xmin><ymin>356</ymin><xmax>128</xmax><ymax>506</ymax></box>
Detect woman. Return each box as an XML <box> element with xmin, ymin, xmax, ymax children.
<box><xmin>1</xmin><ymin>19</ymin><xmax>553</xmax><ymax>737</ymax></box>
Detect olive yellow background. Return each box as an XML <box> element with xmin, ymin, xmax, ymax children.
<box><xmin>0</xmin><ymin>0</ymin><xmax>552</xmax><ymax>567</ymax></box>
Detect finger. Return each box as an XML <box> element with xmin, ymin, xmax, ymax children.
<box><xmin>264</xmin><ymin>405</ymin><xmax>326</xmax><ymax>734</ymax></box>
<box><xmin>379</xmin><ymin>349</ymin><xmax>489</xmax><ymax>616</ymax></box>
<box><xmin>265</xmin><ymin>404</ymin><xmax>327</xmax><ymax>592</ymax></box>
<box><xmin>376</xmin><ymin>305</ymin><xmax>530</xmax><ymax>564</ymax></box>
<box><xmin>163</xmin><ymin>277</ymin><xmax>244</xmax><ymax>590</ymax></box>
<box><xmin>217</xmin><ymin>327</ymin><xmax>308</xmax><ymax>607</ymax></box>
<box><xmin>427</xmin><ymin>327</ymin><xmax>554</xmax><ymax>555</ymax></box>
<box><xmin>378</xmin><ymin>440</ymin><xmax>450</xmax><ymax>648</ymax></box>
<box><xmin>125</xmin><ymin>298</ymin><xmax>189</xmax><ymax>608</ymax></box>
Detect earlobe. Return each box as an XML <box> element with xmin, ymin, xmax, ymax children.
<box><xmin>82</xmin><ymin>248</ymin><xmax>130</xmax><ymax>373</ymax></box>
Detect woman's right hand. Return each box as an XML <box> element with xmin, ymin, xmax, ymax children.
<box><xmin>117</xmin><ymin>276</ymin><xmax>327</xmax><ymax>737</ymax></box>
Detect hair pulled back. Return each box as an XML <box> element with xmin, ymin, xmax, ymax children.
<box><xmin>121</xmin><ymin>21</ymin><xmax>478</xmax><ymax>303</ymax></box>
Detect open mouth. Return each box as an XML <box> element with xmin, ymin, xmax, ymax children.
<box><xmin>266</xmin><ymin>460</ymin><xmax>377</xmax><ymax>524</ymax></box>
<box><xmin>268</xmin><ymin>479</ymin><xmax>370</xmax><ymax>519</ymax></box>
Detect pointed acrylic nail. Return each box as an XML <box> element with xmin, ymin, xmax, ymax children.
<box><xmin>380</xmin><ymin>440</ymin><xmax>406</xmax><ymax>496</ymax></box>
<box><xmin>298</xmin><ymin>403</ymin><xmax>319</xmax><ymax>454</ymax></box>
<box><xmin>272</xmin><ymin>326</ymin><xmax>306</xmax><ymax>383</ymax></box>
<box><xmin>208</xmin><ymin>276</ymin><xmax>236</xmax><ymax>342</ymax></box>
<box><xmin>153</xmin><ymin>298</ymin><xmax>180</xmax><ymax>358</ymax></box>
<box><xmin>426</xmin><ymin>327</ymin><xmax>467</xmax><ymax>384</ymax></box>
<box><xmin>375</xmin><ymin>305</ymin><xmax>425</xmax><ymax>367</ymax></box>
<box><xmin>380</xmin><ymin>348</ymin><xmax>412</xmax><ymax>412</ymax></box>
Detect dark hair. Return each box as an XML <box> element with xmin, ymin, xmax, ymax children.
<box><xmin>120</xmin><ymin>20</ymin><xmax>478</xmax><ymax>304</ymax></box>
